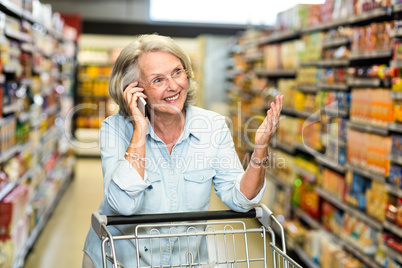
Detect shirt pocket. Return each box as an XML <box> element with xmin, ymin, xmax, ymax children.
<box><xmin>141</xmin><ymin>171</ymin><xmax>163</xmax><ymax>212</ymax></box>
<box><xmin>183</xmin><ymin>169</ymin><xmax>216</xmax><ymax>211</ymax></box>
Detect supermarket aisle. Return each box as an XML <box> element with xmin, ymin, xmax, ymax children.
<box><xmin>24</xmin><ymin>158</ymin><xmax>103</xmax><ymax>268</ymax></box>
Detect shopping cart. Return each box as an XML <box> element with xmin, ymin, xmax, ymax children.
<box><xmin>91</xmin><ymin>204</ymin><xmax>303</xmax><ymax>268</ymax></box>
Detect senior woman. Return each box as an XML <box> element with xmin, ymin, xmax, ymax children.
<box><xmin>83</xmin><ymin>34</ymin><xmax>283</xmax><ymax>267</ymax></box>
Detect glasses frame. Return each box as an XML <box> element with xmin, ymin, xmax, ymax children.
<box><xmin>141</xmin><ymin>68</ymin><xmax>189</xmax><ymax>89</ymax></box>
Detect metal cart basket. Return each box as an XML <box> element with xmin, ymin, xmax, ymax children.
<box><xmin>91</xmin><ymin>204</ymin><xmax>303</xmax><ymax>268</ymax></box>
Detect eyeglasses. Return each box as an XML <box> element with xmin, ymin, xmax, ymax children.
<box><xmin>143</xmin><ymin>68</ymin><xmax>188</xmax><ymax>89</ymax></box>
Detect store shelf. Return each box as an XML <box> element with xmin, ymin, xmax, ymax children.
<box><xmin>244</xmin><ymin>52</ymin><xmax>263</xmax><ymax>62</ymax></box>
<box><xmin>254</xmin><ymin>69</ymin><xmax>297</xmax><ymax>78</ymax></box>
<box><xmin>294</xmin><ymin>166</ymin><xmax>317</xmax><ymax>183</ymax></box>
<box><xmin>281</xmin><ymin>107</ymin><xmax>297</xmax><ymax>117</ymax></box>
<box><xmin>303</xmin><ymin>18</ymin><xmax>348</xmax><ymax>33</ymax></box>
<box><xmin>315</xmin><ymin>154</ymin><xmax>346</xmax><ymax>173</ymax></box>
<box><xmin>341</xmin><ymin>242</ymin><xmax>382</xmax><ymax>268</ymax></box>
<box><xmin>314</xmin><ymin>187</ymin><xmax>346</xmax><ymax>210</ymax></box>
<box><xmin>293</xmin><ymin>206</ymin><xmax>321</xmax><ymax>230</ymax></box>
<box><xmin>348</xmin><ymin>121</ymin><xmax>388</xmax><ymax>135</ymax></box>
<box><xmin>322</xmin><ymin>37</ymin><xmax>350</xmax><ymax>49</ymax></box>
<box><xmin>390</xmin><ymin>91</ymin><xmax>402</xmax><ymax>100</ymax></box>
<box><xmin>4</xmin><ymin>26</ymin><xmax>31</xmax><ymax>42</ymax></box>
<box><xmin>385</xmin><ymin>183</ymin><xmax>402</xmax><ymax>198</ymax></box>
<box><xmin>318</xmin><ymin>83</ymin><xmax>349</xmax><ymax>91</ymax></box>
<box><xmin>0</xmin><ymin>144</ymin><xmax>19</xmax><ymax>164</ymax></box>
<box><xmin>273</xmin><ymin>141</ymin><xmax>296</xmax><ymax>155</ymax></box>
<box><xmin>346</xmin><ymin>164</ymin><xmax>386</xmax><ymax>184</ymax></box>
<box><xmin>228</xmin><ymin>7</ymin><xmax>402</xmax><ymax>268</ymax></box>
<box><xmin>388</xmin><ymin>122</ymin><xmax>402</xmax><ymax>133</ymax></box>
<box><xmin>294</xmin><ymin>205</ymin><xmax>383</xmax><ymax>268</ymax></box>
<box><xmin>344</xmin><ymin>204</ymin><xmax>383</xmax><ymax>231</ymax></box>
<box><xmin>383</xmin><ymin>220</ymin><xmax>402</xmax><ymax>238</ymax></box>
<box><xmin>390</xmin><ymin>27</ymin><xmax>402</xmax><ymax>38</ymax></box>
<box><xmin>297</xmin><ymin>85</ymin><xmax>318</xmax><ymax>93</ymax></box>
<box><xmin>389</xmin><ymin>153</ymin><xmax>402</xmax><ymax>166</ymax></box>
<box><xmin>323</xmin><ymin>107</ymin><xmax>348</xmax><ymax>117</ymax></box>
<box><xmin>2</xmin><ymin>102</ymin><xmax>20</xmax><ymax>114</ymax></box>
<box><xmin>384</xmin><ymin>245</ymin><xmax>402</xmax><ymax>265</ymax></box>
<box><xmin>348</xmin><ymin>7</ymin><xmax>389</xmax><ymax>25</ymax></box>
<box><xmin>12</xmin><ymin>161</ymin><xmax>74</xmax><ymax>268</ymax></box>
<box><xmin>347</xmin><ymin>77</ymin><xmax>382</xmax><ymax>87</ymax></box>
<box><xmin>260</xmin><ymin>30</ymin><xmax>301</xmax><ymax>44</ymax></box>
<box><xmin>265</xmin><ymin>171</ymin><xmax>293</xmax><ymax>189</ymax></box>
<box><xmin>293</xmin><ymin>244</ymin><xmax>320</xmax><ymax>268</ymax></box>
<box><xmin>349</xmin><ymin>49</ymin><xmax>393</xmax><ymax>61</ymax></box>
<box><xmin>300</xmin><ymin>59</ymin><xmax>349</xmax><ymax>67</ymax></box>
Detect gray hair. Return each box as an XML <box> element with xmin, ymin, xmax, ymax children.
<box><xmin>108</xmin><ymin>34</ymin><xmax>197</xmax><ymax>118</ymax></box>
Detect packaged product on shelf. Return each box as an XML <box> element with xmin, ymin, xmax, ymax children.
<box><xmin>345</xmin><ymin>171</ymin><xmax>369</xmax><ymax>210</ymax></box>
<box><xmin>300</xmin><ymin>32</ymin><xmax>324</xmax><ymax>62</ymax></box>
<box><xmin>263</xmin><ymin>44</ymin><xmax>280</xmax><ymax>70</ymax></box>
<box><xmin>385</xmin><ymin>195</ymin><xmax>402</xmax><ymax>227</ymax></box>
<box><xmin>303</xmin><ymin>230</ymin><xmax>321</xmax><ymax>263</ymax></box>
<box><xmin>366</xmin><ymin>180</ymin><xmax>387</xmax><ymax>221</ymax></box>
<box><xmin>350</xmin><ymin>88</ymin><xmax>393</xmax><ymax>126</ymax></box>
<box><xmin>321</xmin><ymin>234</ymin><xmax>364</xmax><ymax>268</ymax></box>
<box><xmin>321</xmin><ymin>0</ymin><xmax>335</xmax><ymax>23</ymax></box>
<box><xmin>299</xmin><ymin>180</ymin><xmax>321</xmax><ymax>220</ymax></box>
<box><xmin>354</xmin><ymin>0</ymin><xmax>391</xmax><ymax>14</ymax></box>
<box><xmin>269</xmin><ymin>149</ymin><xmax>296</xmax><ymax>186</ymax></box>
<box><xmin>347</xmin><ymin>129</ymin><xmax>392</xmax><ymax>175</ymax></box>
<box><xmin>391</xmin><ymin>135</ymin><xmax>402</xmax><ymax>156</ymax></box>
<box><xmin>278</xmin><ymin>79</ymin><xmax>297</xmax><ymax>109</ymax></box>
<box><xmin>342</xmin><ymin>213</ymin><xmax>379</xmax><ymax>255</ymax></box>
<box><xmin>276</xmin><ymin>116</ymin><xmax>299</xmax><ymax>149</ymax></box>
<box><xmin>0</xmin><ymin>116</ymin><xmax>16</xmax><ymax>154</ymax></box>
<box><xmin>307</xmin><ymin>4</ymin><xmax>322</xmax><ymax>27</ymax></box>
<box><xmin>332</xmin><ymin>0</ymin><xmax>354</xmax><ymax>20</ymax></box>
<box><xmin>320</xmin><ymin>167</ymin><xmax>346</xmax><ymax>200</ymax></box>
<box><xmin>297</xmin><ymin>67</ymin><xmax>319</xmax><ymax>86</ymax></box>
<box><xmin>297</xmin><ymin>119</ymin><xmax>322</xmax><ymax>152</ymax></box>
<box><xmin>383</xmin><ymin>233</ymin><xmax>402</xmax><ymax>254</ymax></box>
<box><xmin>388</xmin><ymin>164</ymin><xmax>402</xmax><ymax>189</ymax></box>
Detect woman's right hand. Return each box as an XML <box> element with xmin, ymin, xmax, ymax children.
<box><xmin>123</xmin><ymin>81</ymin><xmax>149</xmax><ymax>132</ymax></box>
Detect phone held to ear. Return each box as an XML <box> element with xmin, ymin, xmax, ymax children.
<box><xmin>137</xmin><ymin>96</ymin><xmax>148</xmax><ymax>118</ymax></box>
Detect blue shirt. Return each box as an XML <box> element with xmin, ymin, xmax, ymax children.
<box><xmin>83</xmin><ymin>106</ymin><xmax>266</xmax><ymax>267</ymax></box>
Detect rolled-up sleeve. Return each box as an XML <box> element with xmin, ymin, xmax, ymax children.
<box><xmin>100</xmin><ymin>118</ymin><xmax>150</xmax><ymax>215</ymax></box>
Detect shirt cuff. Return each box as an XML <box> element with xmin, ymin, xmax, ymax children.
<box><xmin>234</xmin><ymin>176</ymin><xmax>267</xmax><ymax>209</ymax></box>
<box><xmin>112</xmin><ymin>158</ymin><xmax>151</xmax><ymax>196</ymax></box>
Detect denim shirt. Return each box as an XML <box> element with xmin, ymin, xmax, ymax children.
<box><xmin>83</xmin><ymin>106</ymin><xmax>266</xmax><ymax>267</ymax></box>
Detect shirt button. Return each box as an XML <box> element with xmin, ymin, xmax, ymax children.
<box><xmin>171</xmin><ymin>193</ymin><xmax>176</xmax><ymax>199</ymax></box>
<box><xmin>200</xmin><ymin>175</ymin><xmax>204</xmax><ymax>181</ymax></box>
<box><xmin>174</xmin><ymin>148</ymin><xmax>177</xmax><ymax>152</ymax></box>
<box><xmin>170</xmin><ymin>171</ymin><xmax>174</xmax><ymax>175</ymax></box>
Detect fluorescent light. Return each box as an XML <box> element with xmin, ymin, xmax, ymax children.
<box><xmin>150</xmin><ymin>0</ymin><xmax>325</xmax><ymax>26</ymax></box>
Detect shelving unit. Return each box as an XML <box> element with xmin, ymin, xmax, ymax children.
<box><xmin>0</xmin><ymin>1</ymin><xmax>77</xmax><ymax>267</ymax></box>
<box><xmin>73</xmin><ymin>45</ymin><xmax>122</xmax><ymax>156</ymax></box>
<box><xmin>227</xmin><ymin>1</ymin><xmax>402</xmax><ymax>267</ymax></box>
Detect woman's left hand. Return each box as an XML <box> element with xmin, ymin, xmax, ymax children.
<box><xmin>254</xmin><ymin>95</ymin><xmax>284</xmax><ymax>148</ymax></box>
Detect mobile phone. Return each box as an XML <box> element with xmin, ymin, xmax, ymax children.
<box><xmin>137</xmin><ymin>96</ymin><xmax>147</xmax><ymax>117</ymax></box>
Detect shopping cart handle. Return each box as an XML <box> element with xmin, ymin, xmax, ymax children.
<box><xmin>92</xmin><ymin>212</ymin><xmax>108</xmax><ymax>238</ymax></box>
<box><xmin>104</xmin><ymin>209</ymin><xmax>258</xmax><ymax>225</ymax></box>
<box><xmin>255</xmin><ymin>204</ymin><xmax>274</xmax><ymax>228</ymax></box>
<box><xmin>91</xmin><ymin>204</ymin><xmax>275</xmax><ymax>229</ymax></box>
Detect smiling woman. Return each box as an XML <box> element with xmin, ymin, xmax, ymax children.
<box><xmin>82</xmin><ymin>33</ymin><xmax>284</xmax><ymax>267</ymax></box>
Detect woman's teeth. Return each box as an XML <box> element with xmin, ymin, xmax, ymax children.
<box><xmin>165</xmin><ymin>93</ymin><xmax>179</xmax><ymax>101</ymax></box>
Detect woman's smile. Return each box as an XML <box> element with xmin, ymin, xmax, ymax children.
<box><xmin>164</xmin><ymin>92</ymin><xmax>180</xmax><ymax>102</ymax></box>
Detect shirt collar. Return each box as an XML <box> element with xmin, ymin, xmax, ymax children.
<box><xmin>145</xmin><ymin>106</ymin><xmax>201</xmax><ymax>142</ymax></box>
